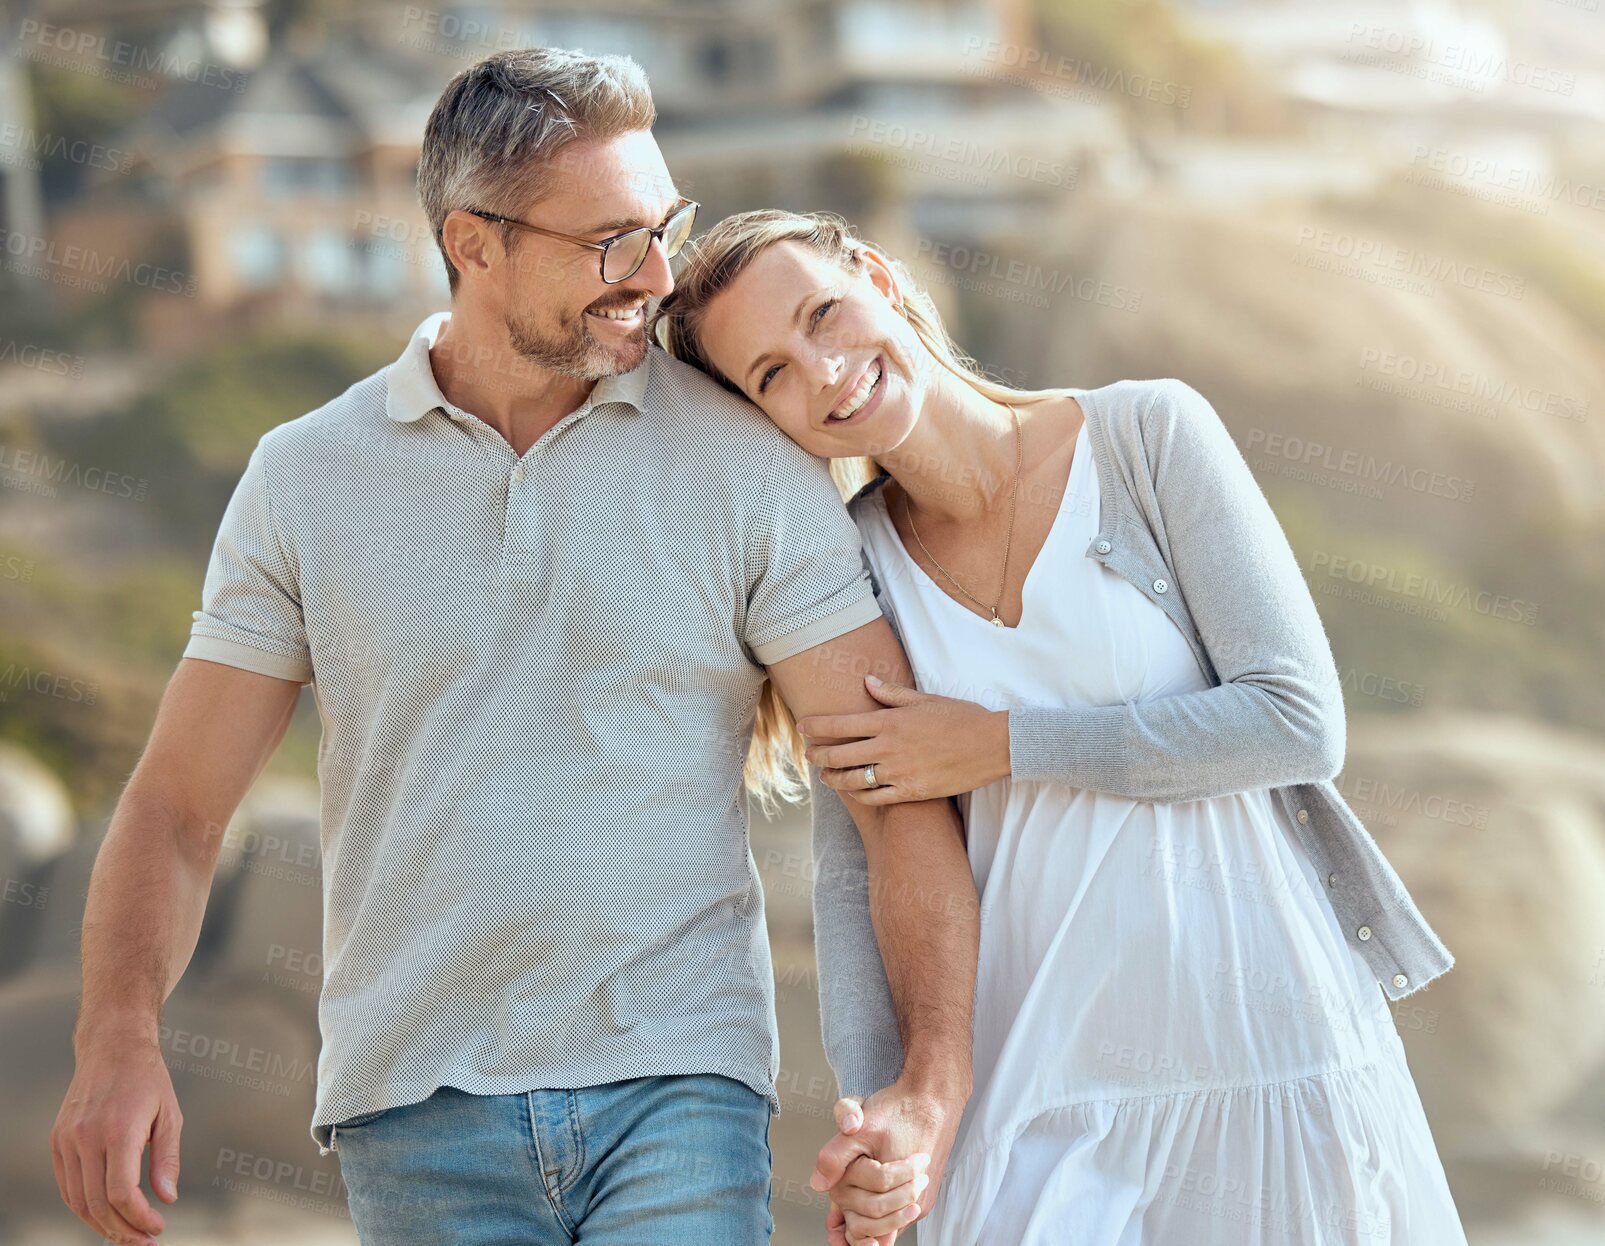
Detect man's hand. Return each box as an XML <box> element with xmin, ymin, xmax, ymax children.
<box><xmin>797</xmin><ymin>674</ymin><xmax>1011</xmax><ymax>804</ymax></box>
<box><xmin>820</xmin><ymin>1098</ymin><xmax>930</xmax><ymax>1246</ymax></box>
<box><xmin>45</xmin><ymin>662</ymin><xmax>300</xmax><ymax>1244</ymax></box>
<box><xmin>811</xmin><ymin>1079</ymin><xmax>966</xmax><ymax>1246</ymax></box>
<box><xmin>51</xmin><ymin>1024</ymin><xmax>182</xmax><ymax>1245</ymax></box>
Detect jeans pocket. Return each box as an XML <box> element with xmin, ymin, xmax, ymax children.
<box><xmin>338</xmin><ymin>1108</ymin><xmax>391</xmax><ymax>1129</ymax></box>
<box><xmin>331</xmin><ymin>1106</ymin><xmax>391</xmax><ymax>1151</ymax></box>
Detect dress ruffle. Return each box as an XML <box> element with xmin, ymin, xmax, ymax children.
<box><xmin>926</xmin><ymin>1037</ymin><xmax>1464</xmax><ymax>1245</ymax></box>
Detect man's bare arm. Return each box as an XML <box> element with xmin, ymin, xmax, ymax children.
<box><xmin>51</xmin><ymin>658</ymin><xmax>302</xmax><ymax>1245</ymax></box>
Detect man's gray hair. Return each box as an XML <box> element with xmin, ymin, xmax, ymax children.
<box><xmin>418</xmin><ymin>47</ymin><xmax>657</xmax><ymax>293</ymax></box>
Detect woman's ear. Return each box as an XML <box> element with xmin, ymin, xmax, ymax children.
<box><xmin>852</xmin><ymin>244</ymin><xmax>904</xmax><ymax>313</ymax></box>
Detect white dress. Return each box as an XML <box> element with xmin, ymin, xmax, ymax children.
<box><xmin>853</xmin><ymin>421</ymin><xmax>1467</xmax><ymax>1246</ymax></box>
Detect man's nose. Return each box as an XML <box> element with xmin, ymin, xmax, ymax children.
<box><xmin>626</xmin><ymin>235</ymin><xmax>676</xmax><ymax>299</ymax></box>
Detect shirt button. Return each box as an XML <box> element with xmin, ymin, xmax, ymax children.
<box><xmin>1356</xmin><ymin>925</ymin><xmax>1372</xmax><ymax>941</ymax></box>
<box><xmin>511</xmin><ymin>465</ymin><xmax>524</xmax><ymax>483</ymax></box>
<box><xmin>1295</xmin><ymin>808</ymin><xmax>1310</xmax><ymax>824</ymax></box>
<box><xmin>1392</xmin><ymin>973</ymin><xmax>1408</xmax><ymax>989</ymax></box>
<box><xmin>1153</xmin><ymin>578</ymin><xmax>1168</xmax><ymax>594</ymax></box>
<box><xmin>1095</xmin><ymin>539</ymin><xmax>1112</xmax><ymax>555</ymax></box>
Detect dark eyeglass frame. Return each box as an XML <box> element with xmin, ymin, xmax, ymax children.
<box><xmin>466</xmin><ymin>198</ymin><xmax>699</xmax><ymax>284</ymax></box>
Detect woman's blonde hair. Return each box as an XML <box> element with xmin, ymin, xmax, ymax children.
<box><xmin>651</xmin><ymin>209</ymin><xmax>1063</xmax><ymax>814</ymax></box>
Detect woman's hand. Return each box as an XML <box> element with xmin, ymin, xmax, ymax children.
<box><xmin>818</xmin><ymin>1095</ymin><xmax>942</xmax><ymax>1246</ymax></box>
<box><xmin>797</xmin><ymin>674</ymin><xmax>1011</xmax><ymax>804</ymax></box>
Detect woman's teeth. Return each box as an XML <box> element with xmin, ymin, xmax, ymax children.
<box><xmin>830</xmin><ymin>360</ymin><xmax>882</xmax><ymax>421</ymax></box>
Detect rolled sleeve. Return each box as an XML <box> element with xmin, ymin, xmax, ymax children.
<box><xmin>183</xmin><ymin>438</ymin><xmax>313</xmax><ymax>685</ymax></box>
<box><xmin>744</xmin><ymin>435</ymin><xmax>881</xmax><ymax>666</ymax></box>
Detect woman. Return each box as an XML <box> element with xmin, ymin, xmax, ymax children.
<box><xmin>651</xmin><ymin>211</ymin><xmax>1467</xmax><ymax>1246</ymax></box>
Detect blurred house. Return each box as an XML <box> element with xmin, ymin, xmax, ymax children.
<box><xmin>64</xmin><ymin>38</ymin><xmax>447</xmax><ymax>344</ymax></box>
<box><xmin>45</xmin><ymin>0</ymin><xmax>1123</xmax><ymax>346</ymax></box>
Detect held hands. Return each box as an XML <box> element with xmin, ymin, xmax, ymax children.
<box><xmin>798</xmin><ymin>675</ymin><xmax>1011</xmax><ymax>805</ymax></box>
<box><xmin>810</xmin><ymin>1080</ymin><xmax>964</xmax><ymax>1246</ymax></box>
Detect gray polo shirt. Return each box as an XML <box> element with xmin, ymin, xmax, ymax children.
<box><xmin>185</xmin><ymin>312</ymin><xmax>882</xmax><ymax>1146</ymax></box>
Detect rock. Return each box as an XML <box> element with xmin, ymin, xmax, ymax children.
<box><xmin>1345</xmin><ymin>712</ymin><xmax>1605</xmax><ymax>1150</ymax></box>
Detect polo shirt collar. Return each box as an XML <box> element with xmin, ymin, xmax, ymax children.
<box><xmin>385</xmin><ymin>311</ymin><xmax>650</xmax><ymax>424</ymax></box>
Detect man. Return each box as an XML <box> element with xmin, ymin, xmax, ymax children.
<box><xmin>49</xmin><ymin>47</ymin><xmax>976</xmax><ymax>1246</ymax></box>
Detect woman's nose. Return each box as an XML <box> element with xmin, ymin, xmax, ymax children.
<box><xmin>809</xmin><ymin>352</ymin><xmax>846</xmax><ymax>391</ymax></box>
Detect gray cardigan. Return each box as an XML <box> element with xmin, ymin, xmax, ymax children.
<box><xmin>809</xmin><ymin>377</ymin><xmax>1455</xmax><ymax>1099</ymax></box>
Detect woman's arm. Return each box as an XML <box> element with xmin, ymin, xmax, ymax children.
<box><xmin>1007</xmin><ymin>379</ymin><xmax>1345</xmax><ymax>802</ymax></box>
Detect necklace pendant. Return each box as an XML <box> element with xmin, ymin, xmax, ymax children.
<box><xmin>991</xmin><ymin>614</ymin><xmax>1005</xmax><ymax>627</ymax></box>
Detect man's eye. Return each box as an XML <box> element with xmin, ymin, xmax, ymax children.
<box><xmin>758</xmin><ymin>363</ymin><xmax>783</xmax><ymax>394</ymax></box>
<box><xmin>811</xmin><ymin>299</ymin><xmax>837</xmax><ymax>326</ymax></box>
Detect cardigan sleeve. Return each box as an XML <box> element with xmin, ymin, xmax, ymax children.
<box><xmin>809</xmin><ymin>764</ymin><xmax>907</xmax><ymax>1098</ymax></box>
<box><xmin>1007</xmin><ymin>379</ymin><xmax>1346</xmax><ymax>802</ymax></box>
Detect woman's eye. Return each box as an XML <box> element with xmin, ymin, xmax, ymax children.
<box><xmin>757</xmin><ymin>300</ymin><xmax>834</xmax><ymax>394</ymax></box>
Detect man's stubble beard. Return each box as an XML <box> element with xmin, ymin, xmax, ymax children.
<box><xmin>505</xmin><ymin>301</ymin><xmax>649</xmax><ymax>381</ymax></box>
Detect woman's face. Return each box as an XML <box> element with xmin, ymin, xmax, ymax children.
<box><xmin>697</xmin><ymin>241</ymin><xmax>930</xmax><ymax>460</ymax></box>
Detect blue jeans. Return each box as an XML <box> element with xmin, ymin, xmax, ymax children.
<box><xmin>331</xmin><ymin>1075</ymin><xmax>774</xmax><ymax>1244</ymax></box>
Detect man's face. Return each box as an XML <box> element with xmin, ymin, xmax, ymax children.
<box><xmin>492</xmin><ymin>130</ymin><xmax>680</xmax><ymax>379</ymax></box>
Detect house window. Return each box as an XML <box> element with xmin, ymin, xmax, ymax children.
<box><xmin>261</xmin><ymin>157</ymin><xmax>356</xmax><ymax>197</ymax></box>
<box><xmin>301</xmin><ymin>230</ymin><xmax>358</xmax><ymax>294</ymax></box>
<box><xmin>228</xmin><ymin>225</ymin><xmax>285</xmax><ymax>289</ymax></box>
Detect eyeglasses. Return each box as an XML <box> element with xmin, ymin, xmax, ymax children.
<box><xmin>466</xmin><ymin>198</ymin><xmax>699</xmax><ymax>284</ymax></box>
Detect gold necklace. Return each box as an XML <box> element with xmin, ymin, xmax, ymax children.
<box><xmin>900</xmin><ymin>403</ymin><xmax>1022</xmax><ymax>627</ymax></box>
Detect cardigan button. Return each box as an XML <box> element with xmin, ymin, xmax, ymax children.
<box><xmin>1392</xmin><ymin>973</ymin><xmax>1408</xmax><ymax>989</ymax></box>
<box><xmin>1357</xmin><ymin>925</ymin><xmax>1372</xmax><ymax>941</ymax></box>
<box><xmin>1295</xmin><ymin>808</ymin><xmax>1310</xmax><ymax>824</ymax></box>
<box><xmin>1327</xmin><ymin>871</ymin><xmax>1337</xmax><ymax>887</ymax></box>
<box><xmin>1153</xmin><ymin>578</ymin><xmax>1169</xmax><ymax>594</ymax></box>
<box><xmin>1095</xmin><ymin>539</ymin><xmax>1112</xmax><ymax>555</ymax></box>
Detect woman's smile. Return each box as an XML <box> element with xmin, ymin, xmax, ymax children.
<box><xmin>824</xmin><ymin>355</ymin><xmax>886</xmax><ymax>428</ymax></box>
